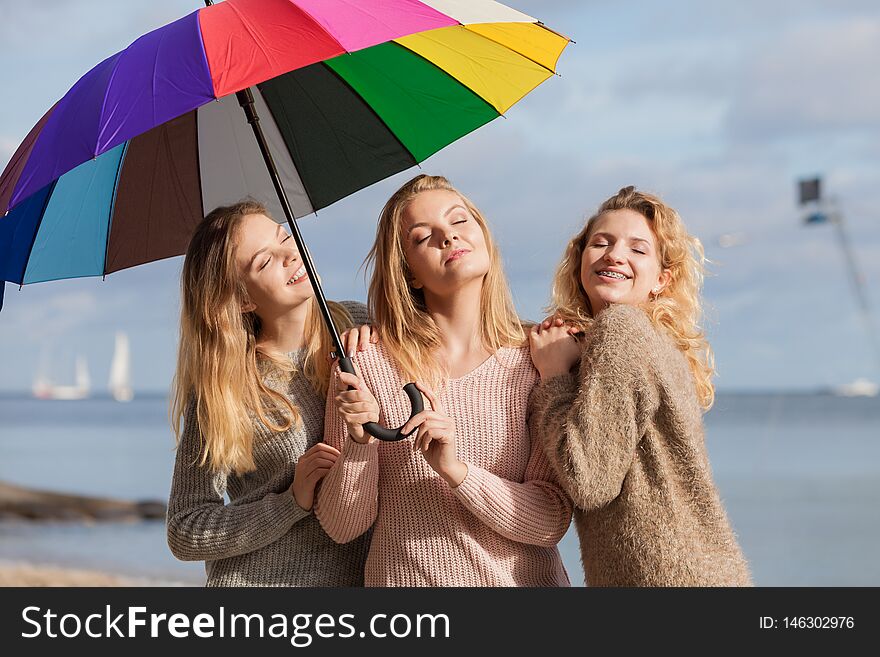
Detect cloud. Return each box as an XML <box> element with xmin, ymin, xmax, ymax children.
<box><xmin>3</xmin><ymin>289</ymin><xmax>100</xmax><ymax>343</ymax></box>
<box><xmin>727</xmin><ymin>18</ymin><xmax>880</xmax><ymax>142</ymax></box>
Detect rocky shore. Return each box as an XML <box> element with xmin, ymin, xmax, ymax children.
<box><xmin>0</xmin><ymin>481</ymin><xmax>166</xmax><ymax>522</ymax></box>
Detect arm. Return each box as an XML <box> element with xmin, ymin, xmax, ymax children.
<box><xmin>314</xmin><ymin>366</ymin><xmax>379</xmax><ymax>543</ymax></box>
<box><xmin>451</xmin><ymin>437</ymin><xmax>573</xmax><ymax>548</ymax></box>
<box><xmin>166</xmin><ymin>403</ymin><xmax>309</xmax><ymax>562</ymax></box>
<box><xmin>528</xmin><ymin>304</ymin><xmax>660</xmax><ymax>510</ymax></box>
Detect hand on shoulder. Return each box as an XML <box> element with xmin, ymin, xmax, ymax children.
<box><xmin>528</xmin><ymin>315</ymin><xmax>583</xmax><ymax>381</ymax></box>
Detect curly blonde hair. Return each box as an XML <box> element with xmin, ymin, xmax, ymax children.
<box><xmin>550</xmin><ymin>186</ymin><xmax>716</xmax><ymax>409</ymax></box>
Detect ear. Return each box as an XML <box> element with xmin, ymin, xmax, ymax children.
<box><xmin>241</xmin><ymin>299</ymin><xmax>257</xmax><ymax>314</ymax></box>
<box><xmin>654</xmin><ymin>269</ymin><xmax>672</xmax><ymax>294</ymax></box>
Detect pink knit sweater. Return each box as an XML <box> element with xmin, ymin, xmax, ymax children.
<box><xmin>315</xmin><ymin>342</ymin><xmax>572</xmax><ymax>587</ymax></box>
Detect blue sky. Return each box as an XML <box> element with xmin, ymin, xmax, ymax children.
<box><xmin>1</xmin><ymin>0</ymin><xmax>878</xmax><ymax>393</ymax></box>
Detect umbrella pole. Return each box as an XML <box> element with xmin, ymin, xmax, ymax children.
<box><xmin>235</xmin><ymin>88</ymin><xmax>346</xmax><ymax>359</ymax></box>
<box><xmin>235</xmin><ymin>88</ymin><xmax>423</xmax><ymax>441</ymax></box>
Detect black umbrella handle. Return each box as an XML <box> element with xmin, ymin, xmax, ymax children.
<box><xmin>337</xmin><ymin>356</ymin><xmax>423</xmax><ymax>442</ymax></box>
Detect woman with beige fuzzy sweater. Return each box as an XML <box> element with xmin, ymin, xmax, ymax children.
<box><xmin>528</xmin><ymin>186</ymin><xmax>752</xmax><ymax>587</ymax></box>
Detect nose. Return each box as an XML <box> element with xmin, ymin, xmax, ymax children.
<box><xmin>603</xmin><ymin>243</ymin><xmax>626</xmax><ymax>264</ymax></box>
<box><xmin>441</xmin><ymin>229</ymin><xmax>459</xmax><ymax>248</ymax></box>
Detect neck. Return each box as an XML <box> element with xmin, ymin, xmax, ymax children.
<box><xmin>423</xmin><ymin>279</ymin><xmax>488</xmax><ymax>365</ymax></box>
<box><xmin>255</xmin><ymin>299</ymin><xmax>311</xmax><ymax>355</ymax></box>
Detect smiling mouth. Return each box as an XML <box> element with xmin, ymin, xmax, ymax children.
<box><xmin>287</xmin><ymin>265</ymin><xmax>308</xmax><ymax>285</ymax></box>
<box><xmin>445</xmin><ymin>249</ymin><xmax>470</xmax><ymax>264</ymax></box>
<box><xmin>596</xmin><ymin>270</ymin><xmax>630</xmax><ymax>281</ymax></box>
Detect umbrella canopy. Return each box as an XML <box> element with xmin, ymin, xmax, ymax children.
<box><xmin>0</xmin><ymin>0</ymin><xmax>569</xmax><ymax>291</ymax></box>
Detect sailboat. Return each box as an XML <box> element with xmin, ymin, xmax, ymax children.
<box><xmin>108</xmin><ymin>331</ymin><xmax>134</xmax><ymax>402</ymax></box>
<box><xmin>832</xmin><ymin>378</ymin><xmax>879</xmax><ymax>398</ymax></box>
<box><xmin>32</xmin><ymin>353</ymin><xmax>90</xmax><ymax>400</ymax></box>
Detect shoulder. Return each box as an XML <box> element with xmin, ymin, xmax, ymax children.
<box><xmin>336</xmin><ymin>299</ymin><xmax>369</xmax><ymax>326</ymax></box>
<box><xmin>584</xmin><ymin>304</ymin><xmax>661</xmax><ymax>375</ymax></box>
<box><xmin>593</xmin><ymin>303</ymin><xmax>655</xmax><ymax>336</ymax></box>
<box><xmin>497</xmin><ymin>344</ymin><xmax>535</xmax><ymax>370</ymax></box>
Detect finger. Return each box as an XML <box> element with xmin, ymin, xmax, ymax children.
<box><xmin>299</xmin><ymin>456</ymin><xmax>338</xmax><ymax>473</ymax></box>
<box><xmin>553</xmin><ymin>316</ymin><xmax>564</xmax><ymax>327</ymax></box>
<box><xmin>414</xmin><ymin>428</ymin><xmax>433</xmax><ymax>453</ymax></box>
<box><xmin>370</xmin><ymin>327</ymin><xmax>380</xmax><ymax>344</ymax></box>
<box><xmin>400</xmin><ymin>409</ymin><xmax>448</xmax><ymax>435</ymax></box>
<box><xmin>414</xmin><ymin>381</ymin><xmax>444</xmax><ymax>415</ymax></box>
<box><xmin>337</xmin><ymin>371</ymin><xmax>365</xmax><ymax>391</ymax></box>
<box><xmin>358</xmin><ymin>324</ymin><xmax>372</xmax><ymax>352</ymax></box>
<box><xmin>304</xmin><ymin>443</ymin><xmax>341</xmax><ymax>457</ymax></box>
<box><xmin>338</xmin><ymin>401</ymin><xmax>377</xmax><ymax>416</ymax></box>
<box><xmin>336</xmin><ymin>389</ymin><xmax>373</xmax><ymax>404</ymax></box>
<box><xmin>343</xmin><ymin>413</ymin><xmax>378</xmax><ymax>426</ymax></box>
<box><xmin>343</xmin><ymin>328</ymin><xmax>359</xmax><ymax>357</ymax></box>
<box><xmin>307</xmin><ymin>467</ymin><xmax>332</xmax><ymax>486</ymax></box>
<box><xmin>400</xmin><ymin>409</ymin><xmax>431</xmax><ymax>435</ymax></box>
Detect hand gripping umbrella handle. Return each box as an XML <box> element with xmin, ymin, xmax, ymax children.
<box><xmin>337</xmin><ymin>356</ymin><xmax>423</xmax><ymax>442</ymax></box>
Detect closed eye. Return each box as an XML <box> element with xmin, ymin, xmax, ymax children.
<box><xmin>632</xmin><ymin>249</ymin><xmax>646</xmax><ymax>255</ymax></box>
<box><xmin>417</xmin><ymin>235</ymin><xmax>430</xmax><ymax>244</ymax></box>
<box><xmin>259</xmin><ymin>257</ymin><xmax>271</xmax><ymax>271</ymax></box>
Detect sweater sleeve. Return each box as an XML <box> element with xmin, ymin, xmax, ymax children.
<box><xmin>528</xmin><ymin>304</ymin><xmax>660</xmax><ymax>511</ymax></box>
<box><xmin>314</xmin><ymin>366</ymin><xmax>379</xmax><ymax>543</ymax></box>
<box><xmin>165</xmin><ymin>402</ymin><xmax>310</xmax><ymax>561</ymax></box>
<box><xmin>339</xmin><ymin>300</ymin><xmax>370</xmax><ymax>327</ymax></box>
<box><xmin>451</xmin><ymin>435</ymin><xmax>573</xmax><ymax>548</ymax></box>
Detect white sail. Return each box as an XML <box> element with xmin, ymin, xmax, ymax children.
<box><xmin>109</xmin><ymin>332</ymin><xmax>134</xmax><ymax>402</ymax></box>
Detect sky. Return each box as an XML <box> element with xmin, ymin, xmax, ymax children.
<box><xmin>1</xmin><ymin>0</ymin><xmax>879</xmax><ymax>393</ymax></box>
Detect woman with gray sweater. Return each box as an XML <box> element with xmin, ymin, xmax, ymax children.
<box><xmin>166</xmin><ymin>200</ymin><xmax>370</xmax><ymax>586</ymax></box>
<box><xmin>528</xmin><ymin>187</ymin><xmax>751</xmax><ymax>586</ymax></box>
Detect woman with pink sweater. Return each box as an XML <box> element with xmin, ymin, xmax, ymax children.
<box><xmin>315</xmin><ymin>174</ymin><xmax>572</xmax><ymax>587</ymax></box>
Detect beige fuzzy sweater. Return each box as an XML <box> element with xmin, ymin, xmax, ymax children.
<box><xmin>528</xmin><ymin>304</ymin><xmax>752</xmax><ymax>587</ymax></box>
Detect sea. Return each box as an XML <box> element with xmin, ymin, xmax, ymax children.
<box><xmin>1</xmin><ymin>392</ymin><xmax>878</xmax><ymax>586</ymax></box>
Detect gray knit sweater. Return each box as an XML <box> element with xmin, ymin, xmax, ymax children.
<box><xmin>166</xmin><ymin>301</ymin><xmax>370</xmax><ymax>587</ymax></box>
<box><xmin>528</xmin><ymin>304</ymin><xmax>752</xmax><ymax>587</ymax></box>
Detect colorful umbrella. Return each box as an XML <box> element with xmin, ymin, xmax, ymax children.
<box><xmin>0</xmin><ymin>0</ymin><xmax>569</xmax><ymax>438</ymax></box>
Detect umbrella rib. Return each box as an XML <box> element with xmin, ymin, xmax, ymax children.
<box><xmin>16</xmin><ymin>180</ymin><xmax>58</xmax><ymax>287</ymax></box>
<box><xmin>253</xmin><ymin>85</ymin><xmax>321</xmax><ymax>218</ymax></box>
<box><xmin>101</xmin><ymin>141</ymin><xmax>130</xmax><ymax>279</ymax></box>
<box><xmin>463</xmin><ymin>22</ymin><xmax>571</xmax><ymax>76</ymax></box>
<box><xmin>318</xmin><ymin>61</ymin><xmax>420</xmax><ymax>169</ymax></box>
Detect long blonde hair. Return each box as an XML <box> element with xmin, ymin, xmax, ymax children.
<box><xmin>550</xmin><ymin>186</ymin><xmax>716</xmax><ymax>409</ymax></box>
<box><xmin>365</xmin><ymin>174</ymin><xmax>524</xmax><ymax>386</ymax></box>
<box><xmin>171</xmin><ymin>200</ymin><xmax>355</xmax><ymax>474</ymax></box>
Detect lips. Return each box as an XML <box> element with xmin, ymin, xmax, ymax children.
<box><xmin>287</xmin><ymin>265</ymin><xmax>308</xmax><ymax>285</ymax></box>
<box><xmin>445</xmin><ymin>249</ymin><xmax>470</xmax><ymax>264</ymax></box>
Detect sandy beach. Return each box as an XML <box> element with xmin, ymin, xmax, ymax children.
<box><xmin>0</xmin><ymin>559</ymin><xmax>195</xmax><ymax>587</ymax></box>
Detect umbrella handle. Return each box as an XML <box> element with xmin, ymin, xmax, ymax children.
<box><xmin>337</xmin><ymin>356</ymin><xmax>424</xmax><ymax>442</ymax></box>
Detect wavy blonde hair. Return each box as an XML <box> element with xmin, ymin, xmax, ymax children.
<box><xmin>365</xmin><ymin>174</ymin><xmax>525</xmax><ymax>386</ymax></box>
<box><xmin>550</xmin><ymin>186</ymin><xmax>716</xmax><ymax>409</ymax></box>
<box><xmin>171</xmin><ymin>200</ymin><xmax>355</xmax><ymax>474</ymax></box>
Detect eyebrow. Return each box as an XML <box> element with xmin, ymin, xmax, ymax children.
<box><xmin>248</xmin><ymin>225</ymin><xmax>283</xmax><ymax>267</ymax></box>
<box><xmin>406</xmin><ymin>205</ymin><xmax>468</xmax><ymax>235</ymax></box>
